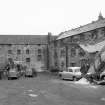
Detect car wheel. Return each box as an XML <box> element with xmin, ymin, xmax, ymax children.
<box><xmin>73</xmin><ymin>77</ymin><xmax>77</xmax><ymax>81</ymax></box>
<box><xmin>102</xmin><ymin>76</ymin><xmax>105</xmax><ymax>80</ymax></box>
<box><xmin>59</xmin><ymin>74</ymin><xmax>63</xmax><ymax>80</ymax></box>
<box><xmin>8</xmin><ymin>77</ymin><xmax>11</xmax><ymax>80</ymax></box>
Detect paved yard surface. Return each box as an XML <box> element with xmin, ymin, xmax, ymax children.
<box><xmin>0</xmin><ymin>72</ymin><xmax>105</xmax><ymax>105</ymax></box>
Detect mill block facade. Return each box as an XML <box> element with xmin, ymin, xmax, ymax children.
<box><xmin>0</xmin><ymin>14</ymin><xmax>105</xmax><ymax>72</ymax></box>
<box><xmin>0</xmin><ymin>34</ymin><xmax>56</xmax><ymax>71</ymax></box>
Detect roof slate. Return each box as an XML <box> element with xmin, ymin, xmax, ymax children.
<box><xmin>79</xmin><ymin>40</ymin><xmax>105</xmax><ymax>53</ymax></box>
<box><xmin>0</xmin><ymin>35</ymin><xmax>48</xmax><ymax>44</ymax></box>
<box><xmin>57</xmin><ymin>18</ymin><xmax>105</xmax><ymax>40</ymax></box>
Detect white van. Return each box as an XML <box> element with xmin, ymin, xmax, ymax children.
<box><xmin>59</xmin><ymin>67</ymin><xmax>82</xmax><ymax>80</ymax></box>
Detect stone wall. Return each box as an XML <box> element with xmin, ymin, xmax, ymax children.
<box><xmin>56</xmin><ymin>27</ymin><xmax>105</xmax><ymax>70</ymax></box>
<box><xmin>0</xmin><ymin>44</ymin><xmax>47</xmax><ymax>72</ymax></box>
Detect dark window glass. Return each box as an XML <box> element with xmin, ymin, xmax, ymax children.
<box><xmin>8</xmin><ymin>58</ymin><xmax>13</xmax><ymax>63</ymax></box>
<box><xmin>61</xmin><ymin>62</ymin><xmax>64</xmax><ymax>67</ymax></box>
<box><xmin>80</xmin><ymin>34</ymin><xmax>85</xmax><ymax>40</ymax></box>
<box><xmin>60</xmin><ymin>49</ymin><xmax>65</xmax><ymax>57</ymax></box>
<box><xmin>38</xmin><ymin>49</ymin><xmax>41</xmax><ymax>54</ymax></box>
<box><xmin>70</xmin><ymin>63</ymin><xmax>76</xmax><ymax>67</ymax></box>
<box><xmin>26</xmin><ymin>49</ymin><xmax>30</xmax><ymax>54</ymax></box>
<box><xmin>37</xmin><ymin>55</ymin><xmax>42</xmax><ymax>61</ymax></box>
<box><xmin>54</xmin><ymin>51</ymin><xmax>57</xmax><ymax>58</ymax></box>
<box><xmin>8</xmin><ymin>50</ymin><xmax>12</xmax><ymax>54</ymax></box>
<box><xmin>17</xmin><ymin>49</ymin><xmax>21</xmax><ymax>54</ymax></box>
<box><xmin>26</xmin><ymin>58</ymin><xmax>30</xmax><ymax>62</ymax></box>
<box><xmin>54</xmin><ymin>41</ymin><xmax>57</xmax><ymax>46</ymax></box>
<box><xmin>55</xmin><ymin>62</ymin><xmax>58</xmax><ymax>67</ymax></box>
<box><xmin>71</xmin><ymin>48</ymin><xmax>76</xmax><ymax>57</ymax></box>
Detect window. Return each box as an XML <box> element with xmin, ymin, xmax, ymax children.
<box><xmin>72</xmin><ymin>36</ymin><xmax>79</xmax><ymax>42</ymax></box>
<box><xmin>8</xmin><ymin>49</ymin><xmax>12</xmax><ymax>54</ymax></box>
<box><xmin>26</xmin><ymin>58</ymin><xmax>30</xmax><ymax>63</ymax></box>
<box><xmin>70</xmin><ymin>63</ymin><xmax>76</xmax><ymax>67</ymax></box>
<box><xmin>60</xmin><ymin>49</ymin><xmax>65</xmax><ymax>57</ymax></box>
<box><xmin>71</xmin><ymin>48</ymin><xmax>76</xmax><ymax>57</ymax></box>
<box><xmin>61</xmin><ymin>62</ymin><xmax>64</xmax><ymax>68</ymax></box>
<box><xmin>68</xmin><ymin>69</ymin><xmax>72</xmax><ymax>72</ymax></box>
<box><xmin>54</xmin><ymin>41</ymin><xmax>57</xmax><ymax>47</ymax></box>
<box><xmin>55</xmin><ymin>62</ymin><xmax>58</xmax><ymax>67</ymax></box>
<box><xmin>75</xmin><ymin>69</ymin><xmax>80</xmax><ymax>72</ymax></box>
<box><xmin>8</xmin><ymin>58</ymin><xmax>14</xmax><ymax>68</ymax></box>
<box><xmin>17</xmin><ymin>49</ymin><xmax>21</xmax><ymax>54</ymax></box>
<box><xmin>54</xmin><ymin>51</ymin><xmax>57</xmax><ymax>58</ymax></box>
<box><xmin>26</xmin><ymin>49</ymin><xmax>30</xmax><ymax>54</ymax></box>
<box><xmin>99</xmin><ymin>28</ymin><xmax>105</xmax><ymax>37</ymax></box>
<box><xmin>37</xmin><ymin>55</ymin><xmax>42</xmax><ymax>61</ymax></box>
<box><xmin>38</xmin><ymin>49</ymin><xmax>41</xmax><ymax>54</ymax></box>
<box><xmin>80</xmin><ymin>34</ymin><xmax>85</xmax><ymax>41</ymax></box>
<box><xmin>8</xmin><ymin>58</ymin><xmax>13</xmax><ymax>63</ymax></box>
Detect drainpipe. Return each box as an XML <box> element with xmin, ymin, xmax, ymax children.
<box><xmin>47</xmin><ymin>32</ymin><xmax>51</xmax><ymax>70</ymax></box>
<box><xmin>47</xmin><ymin>44</ymin><xmax>49</xmax><ymax>70</ymax></box>
<box><xmin>65</xmin><ymin>45</ymin><xmax>68</xmax><ymax>68</ymax></box>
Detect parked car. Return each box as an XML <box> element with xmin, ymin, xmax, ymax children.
<box><xmin>59</xmin><ymin>67</ymin><xmax>82</xmax><ymax>80</ymax></box>
<box><xmin>7</xmin><ymin>68</ymin><xmax>20</xmax><ymax>80</ymax></box>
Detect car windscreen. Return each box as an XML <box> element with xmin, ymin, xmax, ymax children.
<box><xmin>68</xmin><ymin>69</ymin><xmax>73</xmax><ymax>72</ymax></box>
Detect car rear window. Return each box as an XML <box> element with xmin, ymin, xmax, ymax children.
<box><xmin>75</xmin><ymin>69</ymin><xmax>80</xmax><ymax>72</ymax></box>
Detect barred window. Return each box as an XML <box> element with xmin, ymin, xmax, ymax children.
<box><xmin>60</xmin><ymin>49</ymin><xmax>65</xmax><ymax>57</ymax></box>
<box><xmin>70</xmin><ymin>63</ymin><xmax>76</xmax><ymax>67</ymax></box>
<box><xmin>17</xmin><ymin>49</ymin><xmax>21</xmax><ymax>54</ymax></box>
<box><xmin>71</xmin><ymin>48</ymin><xmax>76</xmax><ymax>57</ymax></box>
<box><xmin>54</xmin><ymin>51</ymin><xmax>57</xmax><ymax>58</ymax></box>
<box><xmin>38</xmin><ymin>49</ymin><xmax>41</xmax><ymax>54</ymax></box>
<box><xmin>8</xmin><ymin>50</ymin><xmax>12</xmax><ymax>54</ymax></box>
<box><xmin>26</xmin><ymin>58</ymin><xmax>30</xmax><ymax>62</ymax></box>
<box><xmin>61</xmin><ymin>62</ymin><xmax>64</xmax><ymax>67</ymax></box>
<box><xmin>26</xmin><ymin>49</ymin><xmax>30</xmax><ymax>54</ymax></box>
<box><xmin>37</xmin><ymin>55</ymin><xmax>42</xmax><ymax>61</ymax></box>
<box><xmin>80</xmin><ymin>34</ymin><xmax>85</xmax><ymax>40</ymax></box>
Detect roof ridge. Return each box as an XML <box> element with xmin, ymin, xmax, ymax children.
<box><xmin>67</xmin><ymin>18</ymin><xmax>105</xmax><ymax>33</ymax></box>
<box><xmin>57</xmin><ymin>18</ymin><xmax>105</xmax><ymax>40</ymax></box>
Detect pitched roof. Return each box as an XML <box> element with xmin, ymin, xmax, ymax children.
<box><xmin>57</xmin><ymin>18</ymin><xmax>105</xmax><ymax>40</ymax></box>
<box><xmin>79</xmin><ymin>40</ymin><xmax>105</xmax><ymax>53</ymax></box>
<box><xmin>0</xmin><ymin>35</ymin><xmax>48</xmax><ymax>45</ymax></box>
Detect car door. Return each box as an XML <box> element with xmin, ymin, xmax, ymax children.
<box><xmin>65</xmin><ymin>68</ymin><xmax>73</xmax><ymax>79</ymax></box>
<box><xmin>61</xmin><ymin>71</ymin><xmax>68</xmax><ymax>79</ymax></box>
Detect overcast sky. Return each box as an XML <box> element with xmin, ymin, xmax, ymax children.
<box><xmin>0</xmin><ymin>0</ymin><xmax>105</xmax><ymax>35</ymax></box>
